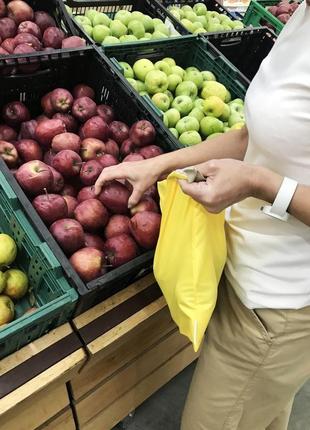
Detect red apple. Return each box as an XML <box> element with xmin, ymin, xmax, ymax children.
<box><xmin>84</xmin><ymin>233</ymin><xmax>105</xmax><ymax>251</ymax></box>
<box><xmin>73</xmin><ymin>84</ymin><xmax>95</xmax><ymax>100</ymax></box>
<box><xmin>80</xmin><ymin>137</ymin><xmax>105</xmax><ymax>161</ymax></box>
<box><xmin>0</xmin><ymin>124</ymin><xmax>17</xmax><ymax>142</ymax></box>
<box><xmin>52</xmin><ymin>149</ymin><xmax>82</xmax><ymax>177</ymax></box>
<box><xmin>34</xmin><ymin>11</ymin><xmax>56</xmax><ymax>33</ymax></box>
<box><xmin>13</xmin><ymin>43</ymin><xmax>40</xmax><ymax>73</ymax></box>
<box><xmin>97</xmin><ymin>104</ymin><xmax>114</xmax><ymax>124</ymax></box>
<box><xmin>129</xmin><ymin>120</ymin><xmax>156</xmax><ymax>147</ymax></box>
<box><xmin>1</xmin><ymin>38</ymin><xmax>15</xmax><ymax>53</ymax></box>
<box><xmin>72</xmin><ymin>96</ymin><xmax>97</xmax><ymax>123</ymax></box>
<box><xmin>80</xmin><ymin>159</ymin><xmax>102</xmax><ymax>186</ymax></box>
<box><xmin>277</xmin><ymin>13</ymin><xmax>290</xmax><ymax>23</ymax></box>
<box><xmin>0</xmin><ymin>140</ymin><xmax>18</xmax><ymax>167</ymax></box>
<box><xmin>62</xmin><ymin>36</ymin><xmax>86</xmax><ymax>49</ymax></box>
<box><xmin>15</xmin><ymin>160</ymin><xmax>53</xmax><ymax>195</ymax></box>
<box><xmin>130</xmin><ymin>197</ymin><xmax>159</xmax><ymax>215</ymax></box>
<box><xmin>69</xmin><ymin>247</ymin><xmax>105</xmax><ymax>282</ymax></box>
<box><xmin>41</xmin><ymin>92</ymin><xmax>54</xmax><ymax>117</ymax></box>
<box><xmin>17</xmin><ymin>21</ymin><xmax>41</xmax><ymax>39</ymax></box>
<box><xmin>120</xmin><ymin>138</ymin><xmax>135</xmax><ymax>158</ymax></box>
<box><xmin>74</xmin><ymin>198</ymin><xmax>109</xmax><ymax>232</ymax></box>
<box><xmin>109</xmin><ymin>121</ymin><xmax>129</xmax><ymax>144</ymax></box>
<box><xmin>123</xmin><ymin>153</ymin><xmax>144</xmax><ymax>162</ymax></box>
<box><xmin>61</xmin><ymin>183</ymin><xmax>77</xmax><ymax>197</ymax></box>
<box><xmin>104</xmin><ymin>214</ymin><xmax>131</xmax><ymax>239</ymax></box>
<box><xmin>268</xmin><ymin>5</ymin><xmax>278</xmax><ymax>15</ymax></box>
<box><xmin>80</xmin><ymin>116</ymin><xmax>109</xmax><ymax>141</ymax></box>
<box><xmin>0</xmin><ymin>17</ymin><xmax>16</xmax><ymax>39</ymax></box>
<box><xmin>43</xmin><ymin>26</ymin><xmax>65</xmax><ymax>49</ymax></box>
<box><xmin>7</xmin><ymin>0</ymin><xmax>34</xmax><ymax>24</ymax></box>
<box><xmin>2</xmin><ymin>101</ymin><xmax>30</xmax><ymax>127</ymax></box>
<box><xmin>290</xmin><ymin>2</ymin><xmax>299</xmax><ymax>13</ymax></box>
<box><xmin>16</xmin><ymin>139</ymin><xmax>43</xmax><ymax>162</ymax></box>
<box><xmin>276</xmin><ymin>3</ymin><xmax>291</xmax><ymax>15</ymax></box>
<box><xmin>19</xmin><ymin>119</ymin><xmax>37</xmax><ymax>140</ymax></box>
<box><xmin>35</xmin><ymin>119</ymin><xmax>66</xmax><ymax>147</ymax></box>
<box><xmin>13</xmin><ymin>33</ymin><xmax>41</xmax><ymax>50</ymax></box>
<box><xmin>97</xmin><ymin>153</ymin><xmax>118</xmax><ymax>169</ymax></box>
<box><xmin>138</xmin><ymin>145</ymin><xmax>163</xmax><ymax>159</ymax></box>
<box><xmin>48</xmin><ymin>166</ymin><xmax>64</xmax><ymax>193</ymax></box>
<box><xmin>98</xmin><ymin>181</ymin><xmax>130</xmax><ymax>214</ymax></box>
<box><xmin>62</xmin><ymin>195</ymin><xmax>78</xmax><ymax>218</ymax></box>
<box><xmin>53</xmin><ymin>113</ymin><xmax>78</xmax><ymax>133</ymax></box>
<box><xmin>50</xmin><ymin>88</ymin><xmax>73</xmax><ymax>113</ymax></box>
<box><xmin>0</xmin><ymin>0</ymin><xmax>6</xmax><ymax>18</ymax></box>
<box><xmin>33</xmin><ymin>193</ymin><xmax>68</xmax><ymax>225</ymax></box>
<box><xmin>43</xmin><ymin>149</ymin><xmax>56</xmax><ymax>166</ymax></box>
<box><xmin>77</xmin><ymin>186</ymin><xmax>96</xmax><ymax>202</ymax></box>
<box><xmin>50</xmin><ymin>218</ymin><xmax>84</xmax><ymax>255</ymax></box>
<box><xmin>104</xmin><ymin>139</ymin><xmax>119</xmax><ymax>159</ymax></box>
<box><xmin>51</xmin><ymin>132</ymin><xmax>81</xmax><ymax>153</ymax></box>
<box><xmin>130</xmin><ymin>211</ymin><xmax>161</xmax><ymax>249</ymax></box>
<box><xmin>104</xmin><ymin>234</ymin><xmax>138</xmax><ymax>268</ymax></box>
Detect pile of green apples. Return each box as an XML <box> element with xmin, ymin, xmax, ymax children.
<box><xmin>74</xmin><ymin>9</ymin><xmax>174</xmax><ymax>45</ymax></box>
<box><xmin>168</xmin><ymin>3</ymin><xmax>244</xmax><ymax>33</ymax></box>
<box><xmin>119</xmin><ymin>57</ymin><xmax>245</xmax><ymax>145</ymax></box>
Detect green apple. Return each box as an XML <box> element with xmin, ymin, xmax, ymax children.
<box><xmin>231</xmin><ymin>122</ymin><xmax>245</xmax><ymax>130</ymax></box>
<box><xmin>136</xmin><ymin>80</ymin><xmax>146</xmax><ymax>92</ymax></box>
<box><xmin>172</xmin><ymin>95</ymin><xmax>193</xmax><ymax>116</ymax></box>
<box><xmin>145</xmin><ymin>70</ymin><xmax>168</xmax><ymax>94</ymax></box>
<box><xmin>200</xmin><ymin>117</ymin><xmax>224</xmax><ymax>137</ymax></box>
<box><xmin>153</xmin><ymin>18</ymin><xmax>164</xmax><ymax>26</ymax></box>
<box><xmin>114</xmin><ymin>10</ymin><xmax>132</xmax><ymax>26</ymax></box>
<box><xmin>152</xmin><ymin>31</ymin><xmax>168</xmax><ymax>39</ymax></box>
<box><xmin>128</xmin><ymin>20</ymin><xmax>145</xmax><ymax>39</ymax></box>
<box><xmin>129</xmin><ymin>11</ymin><xmax>144</xmax><ymax>22</ymax></box>
<box><xmin>85</xmin><ymin>9</ymin><xmax>97</xmax><ymax>23</ymax></box>
<box><xmin>184</xmin><ymin>70</ymin><xmax>203</xmax><ymax>89</ymax></box>
<box><xmin>133</xmin><ymin>59</ymin><xmax>154</xmax><ymax>82</ymax></box>
<box><xmin>225</xmin><ymin>90</ymin><xmax>231</xmax><ymax>103</ymax></box>
<box><xmin>207</xmin><ymin>132</ymin><xmax>223</xmax><ymax>140</ymax></box>
<box><xmin>179</xmin><ymin>131</ymin><xmax>202</xmax><ymax>146</ymax></box>
<box><xmin>126</xmin><ymin>78</ymin><xmax>139</xmax><ymax>91</ymax></box>
<box><xmin>189</xmin><ymin>107</ymin><xmax>204</xmax><ymax>122</ymax></box>
<box><xmin>155</xmin><ymin>60</ymin><xmax>171</xmax><ymax>76</ymax></box>
<box><xmin>231</xmin><ymin>20</ymin><xmax>244</xmax><ymax>29</ymax></box>
<box><xmin>152</xmin><ymin>93</ymin><xmax>170</xmax><ymax>112</ymax></box>
<box><xmin>194</xmin><ymin>98</ymin><xmax>205</xmax><ymax>110</ymax></box>
<box><xmin>193</xmin><ymin>3</ymin><xmax>208</xmax><ymax>16</ymax></box>
<box><xmin>230</xmin><ymin>98</ymin><xmax>244</xmax><ymax>106</ymax></box>
<box><xmin>186</xmin><ymin>66</ymin><xmax>199</xmax><ymax>73</ymax></box>
<box><xmin>203</xmin><ymin>96</ymin><xmax>226</xmax><ymax>118</ymax></box>
<box><xmin>141</xmin><ymin>15</ymin><xmax>154</xmax><ymax>32</ymax></box>
<box><xmin>139</xmin><ymin>91</ymin><xmax>149</xmax><ymax>97</ymax></box>
<box><xmin>229</xmin><ymin>102</ymin><xmax>244</xmax><ymax>114</ymax></box>
<box><xmin>202</xmin><ymin>70</ymin><xmax>217</xmax><ymax>82</ymax></box>
<box><xmin>92</xmin><ymin>25</ymin><xmax>110</xmax><ymax>43</ymax></box>
<box><xmin>207</xmin><ymin>11</ymin><xmax>220</xmax><ymax>19</ymax></box>
<box><xmin>193</xmin><ymin>28</ymin><xmax>205</xmax><ymax>34</ymax></box>
<box><xmin>169</xmin><ymin>9</ymin><xmax>181</xmax><ymax>20</ymax></box>
<box><xmin>75</xmin><ymin>15</ymin><xmax>91</xmax><ymax>26</ymax></box>
<box><xmin>185</xmin><ymin>11</ymin><xmax>198</xmax><ymax>23</ymax></box>
<box><xmin>144</xmin><ymin>32</ymin><xmax>152</xmax><ymax>39</ymax></box>
<box><xmin>0</xmin><ymin>271</ymin><xmax>7</xmax><ymax>293</ymax></box>
<box><xmin>119</xmin><ymin>61</ymin><xmax>134</xmax><ymax>78</ymax></box>
<box><xmin>164</xmin><ymin>108</ymin><xmax>181</xmax><ymax>128</ymax></box>
<box><xmin>192</xmin><ymin>22</ymin><xmax>204</xmax><ymax>31</ymax></box>
<box><xmin>201</xmin><ymin>81</ymin><xmax>228</xmax><ymax>101</ymax></box>
<box><xmin>4</xmin><ymin>269</ymin><xmax>28</xmax><ymax>300</ymax></box>
<box><xmin>219</xmin><ymin>104</ymin><xmax>231</xmax><ymax>121</ymax></box>
<box><xmin>110</xmin><ymin>19</ymin><xmax>128</xmax><ymax>38</ymax></box>
<box><xmin>196</xmin><ymin>15</ymin><xmax>208</xmax><ymax>27</ymax></box>
<box><xmin>164</xmin><ymin>90</ymin><xmax>174</xmax><ymax>104</ymax></box>
<box><xmin>181</xmin><ymin>5</ymin><xmax>193</xmax><ymax>13</ymax></box>
<box><xmin>224</xmin><ymin>126</ymin><xmax>231</xmax><ymax>132</ymax></box>
<box><xmin>163</xmin><ymin>57</ymin><xmax>176</xmax><ymax>67</ymax></box>
<box><xmin>0</xmin><ymin>234</ymin><xmax>16</xmax><ymax>267</ymax></box>
<box><xmin>169</xmin><ymin>128</ymin><xmax>179</xmax><ymax>138</ymax></box>
<box><xmin>170</xmin><ymin>65</ymin><xmax>185</xmax><ymax>79</ymax></box>
<box><xmin>207</xmin><ymin>22</ymin><xmax>223</xmax><ymax>32</ymax></box>
<box><xmin>0</xmin><ymin>295</ymin><xmax>14</xmax><ymax>326</ymax></box>
<box><xmin>181</xmin><ymin>18</ymin><xmax>194</xmax><ymax>32</ymax></box>
<box><xmin>167</xmin><ymin>73</ymin><xmax>182</xmax><ymax>91</ymax></box>
<box><xmin>154</xmin><ymin>23</ymin><xmax>170</xmax><ymax>36</ymax></box>
<box><xmin>93</xmin><ymin>12</ymin><xmax>111</xmax><ymax>27</ymax></box>
<box><xmin>228</xmin><ymin>112</ymin><xmax>245</xmax><ymax>127</ymax></box>
<box><xmin>120</xmin><ymin>35</ymin><xmax>138</xmax><ymax>42</ymax></box>
<box><xmin>176</xmin><ymin>116</ymin><xmax>200</xmax><ymax>134</ymax></box>
<box><xmin>103</xmin><ymin>35</ymin><xmax>120</xmax><ymax>44</ymax></box>
<box><xmin>176</xmin><ymin>81</ymin><xmax>198</xmax><ymax>99</ymax></box>
<box><xmin>82</xmin><ymin>24</ymin><xmax>93</xmax><ymax>37</ymax></box>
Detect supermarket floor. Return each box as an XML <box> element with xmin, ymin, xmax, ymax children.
<box><xmin>114</xmin><ymin>362</ymin><xmax>310</xmax><ymax>430</ymax></box>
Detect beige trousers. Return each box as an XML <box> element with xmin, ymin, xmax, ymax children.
<box><xmin>181</xmin><ymin>279</ymin><xmax>310</xmax><ymax>430</ymax></box>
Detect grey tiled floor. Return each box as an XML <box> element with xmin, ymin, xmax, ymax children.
<box><xmin>115</xmin><ymin>363</ymin><xmax>310</xmax><ymax>430</ymax></box>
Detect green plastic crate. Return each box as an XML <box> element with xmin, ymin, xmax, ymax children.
<box><xmin>243</xmin><ymin>0</ymin><xmax>284</xmax><ymax>35</ymax></box>
<box><xmin>0</xmin><ymin>171</ymin><xmax>78</xmax><ymax>359</ymax></box>
<box><xmin>102</xmin><ymin>35</ymin><xmax>249</xmax><ymax>147</ymax></box>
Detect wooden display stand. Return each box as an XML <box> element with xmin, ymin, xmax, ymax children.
<box><xmin>70</xmin><ymin>273</ymin><xmax>199</xmax><ymax>430</ymax></box>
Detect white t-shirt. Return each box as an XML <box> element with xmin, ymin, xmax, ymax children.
<box><xmin>225</xmin><ymin>1</ymin><xmax>310</xmax><ymax>309</ymax></box>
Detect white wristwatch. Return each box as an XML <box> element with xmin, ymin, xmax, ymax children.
<box><xmin>261</xmin><ymin>177</ymin><xmax>298</xmax><ymax>222</ymax></box>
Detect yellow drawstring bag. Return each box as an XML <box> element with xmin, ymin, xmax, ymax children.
<box><xmin>153</xmin><ymin>168</ymin><xmax>227</xmax><ymax>352</ymax></box>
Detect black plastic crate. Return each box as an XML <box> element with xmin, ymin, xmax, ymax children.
<box><xmin>205</xmin><ymin>27</ymin><xmax>276</xmax><ymax>81</ymax></box>
<box><xmin>0</xmin><ymin>46</ymin><xmax>175</xmax><ymax>316</ymax></box>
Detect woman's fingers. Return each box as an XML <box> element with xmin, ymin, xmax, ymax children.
<box><xmin>94</xmin><ymin>165</ymin><xmax>127</xmax><ymax>195</ymax></box>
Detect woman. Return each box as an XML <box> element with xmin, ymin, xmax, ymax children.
<box><xmin>95</xmin><ymin>2</ymin><xmax>310</xmax><ymax>428</ymax></box>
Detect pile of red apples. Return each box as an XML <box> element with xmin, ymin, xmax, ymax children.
<box><xmin>266</xmin><ymin>0</ymin><xmax>299</xmax><ymax>24</ymax></box>
<box><xmin>0</xmin><ymin>83</ymin><xmax>162</xmax><ymax>283</ymax></box>
<box><xmin>0</xmin><ymin>0</ymin><xmax>85</xmax><ymax>74</ymax></box>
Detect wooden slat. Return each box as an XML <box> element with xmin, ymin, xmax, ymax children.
<box><xmin>39</xmin><ymin>407</ymin><xmax>75</xmax><ymax>430</ymax></box>
<box><xmin>81</xmin><ymin>344</ymin><xmax>198</xmax><ymax>430</ymax></box>
<box><xmin>70</xmin><ymin>306</ymin><xmax>174</xmax><ymax>400</ymax></box>
<box><xmin>75</xmin><ymin>329</ymin><xmax>189</xmax><ymax>426</ymax></box>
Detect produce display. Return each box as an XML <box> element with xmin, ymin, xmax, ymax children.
<box><xmin>0</xmin><ymin>84</ymin><xmax>162</xmax><ymax>283</ymax></box>
<box><xmin>167</xmin><ymin>3</ymin><xmax>244</xmax><ymax>33</ymax></box>
<box><xmin>73</xmin><ymin>8</ymin><xmax>176</xmax><ymax>45</ymax></box>
<box><xmin>119</xmin><ymin>57</ymin><xmax>245</xmax><ymax>145</ymax></box>
<box><xmin>0</xmin><ymin>233</ymin><xmax>33</xmax><ymax>327</ymax></box>
<box><xmin>265</xmin><ymin>0</ymin><xmax>299</xmax><ymax>24</ymax></box>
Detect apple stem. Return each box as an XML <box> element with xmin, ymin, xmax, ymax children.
<box><xmin>44</xmin><ymin>188</ymin><xmax>50</xmax><ymax>200</ymax></box>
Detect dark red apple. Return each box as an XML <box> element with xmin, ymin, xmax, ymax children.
<box><xmin>48</xmin><ymin>166</ymin><xmax>64</xmax><ymax>193</ymax></box>
<box><xmin>74</xmin><ymin>198</ymin><xmax>109</xmax><ymax>232</ymax></box>
<box><xmin>63</xmin><ymin>195</ymin><xmax>78</xmax><ymax>218</ymax></box>
<box><xmin>0</xmin><ymin>0</ymin><xmax>6</xmax><ymax>18</ymax></box>
<box><xmin>2</xmin><ymin>101</ymin><xmax>30</xmax><ymax>127</ymax></box>
<box><xmin>104</xmin><ymin>139</ymin><xmax>119</xmax><ymax>159</ymax></box>
<box><xmin>77</xmin><ymin>186</ymin><xmax>97</xmax><ymax>202</ymax></box>
<box><xmin>13</xmin><ymin>43</ymin><xmax>39</xmax><ymax>73</ymax></box>
<box><xmin>50</xmin><ymin>88</ymin><xmax>73</xmax><ymax>113</ymax></box>
<box><xmin>53</xmin><ymin>113</ymin><xmax>78</xmax><ymax>133</ymax></box>
<box><xmin>70</xmin><ymin>247</ymin><xmax>105</xmax><ymax>282</ymax></box>
<box><xmin>80</xmin><ymin>159</ymin><xmax>102</xmax><ymax>186</ymax></box>
<box><xmin>43</xmin><ymin>149</ymin><xmax>56</xmax><ymax>166</ymax></box>
<box><xmin>33</xmin><ymin>193</ymin><xmax>68</xmax><ymax>225</ymax></box>
<box><xmin>73</xmin><ymin>84</ymin><xmax>95</xmax><ymax>100</ymax></box>
<box><xmin>130</xmin><ymin>211</ymin><xmax>161</xmax><ymax>249</ymax></box>
<box><xmin>104</xmin><ymin>214</ymin><xmax>131</xmax><ymax>239</ymax></box>
<box><xmin>104</xmin><ymin>234</ymin><xmax>138</xmax><ymax>268</ymax></box>
<box><xmin>80</xmin><ymin>137</ymin><xmax>105</xmax><ymax>161</ymax></box>
<box><xmin>35</xmin><ymin>119</ymin><xmax>66</xmax><ymax>147</ymax></box>
<box><xmin>52</xmin><ymin>149</ymin><xmax>82</xmax><ymax>177</ymax></box>
<box><xmin>268</xmin><ymin>5</ymin><xmax>278</xmax><ymax>15</ymax></box>
<box><xmin>80</xmin><ymin>116</ymin><xmax>109</xmax><ymax>141</ymax></box>
<box><xmin>290</xmin><ymin>2</ymin><xmax>299</xmax><ymax>13</ymax></box>
<box><xmin>7</xmin><ymin>0</ymin><xmax>34</xmax><ymax>24</ymax></box>
<box><xmin>276</xmin><ymin>3</ymin><xmax>291</xmax><ymax>15</ymax></box>
<box><xmin>120</xmin><ymin>138</ymin><xmax>135</xmax><ymax>158</ymax></box>
<box><xmin>97</xmin><ymin>104</ymin><xmax>114</xmax><ymax>124</ymax></box>
<box><xmin>17</xmin><ymin>21</ymin><xmax>42</xmax><ymax>39</ymax></box>
<box><xmin>98</xmin><ymin>181</ymin><xmax>130</xmax><ymax>214</ymax></box>
<box><xmin>130</xmin><ymin>197</ymin><xmax>159</xmax><ymax>215</ymax></box>
<box><xmin>1</xmin><ymin>38</ymin><xmax>15</xmax><ymax>53</ymax></box>
<box><xmin>43</xmin><ymin>26</ymin><xmax>65</xmax><ymax>49</ymax></box>
<box><xmin>97</xmin><ymin>153</ymin><xmax>118</xmax><ymax>169</ymax></box>
<box><xmin>34</xmin><ymin>11</ymin><xmax>56</xmax><ymax>33</ymax></box>
<box><xmin>41</xmin><ymin>92</ymin><xmax>54</xmax><ymax>117</ymax></box>
<box><xmin>61</xmin><ymin>183</ymin><xmax>77</xmax><ymax>197</ymax></box>
<box><xmin>0</xmin><ymin>17</ymin><xmax>16</xmax><ymax>39</ymax></box>
<box><xmin>129</xmin><ymin>120</ymin><xmax>156</xmax><ymax>147</ymax></box>
<box><xmin>0</xmin><ymin>124</ymin><xmax>17</xmax><ymax>142</ymax></box>
<box><xmin>16</xmin><ymin>139</ymin><xmax>43</xmax><ymax>162</ymax></box>
<box><xmin>138</xmin><ymin>145</ymin><xmax>163</xmax><ymax>159</ymax></box>
<box><xmin>277</xmin><ymin>13</ymin><xmax>290</xmax><ymax>23</ymax></box>
<box><xmin>50</xmin><ymin>218</ymin><xmax>84</xmax><ymax>255</ymax></box>
<box><xmin>13</xmin><ymin>33</ymin><xmax>41</xmax><ymax>50</ymax></box>
<box><xmin>19</xmin><ymin>119</ymin><xmax>37</xmax><ymax>140</ymax></box>
<box><xmin>109</xmin><ymin>121</ymin><xmax>129</xmax><ymax>145</ymax></box>
<box><xmin>15</xmin><ymin>160</ymin><xmax>53</xmax><ymax>195</ymax></box>
<box><xmin>62</xmin><ymin>36</ymin><xmax>86</xmax><ymax>49</ymax></box>
<box><xmin>72</xmin><ymin>97</ymin><xmax>97</xmax><ymax>123</ymax></box>
<box><xmin>84</xmin><ymin>233</ymin><xmax>105</xmax><ymax>251</ymax></box>
<box><xmin>123</xmin><ymin>153</ymin><xmax>144</xmax><ymax>162</ymax></box>
<box><xmin>0</xmin><ymin>140</ymin><xmax>18</xmax><ymax>167</ymax></box>
<box><xmin>51</xmin><ymin>132</ymin><xmax>81</xmax><ymax>153</ymax></box>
